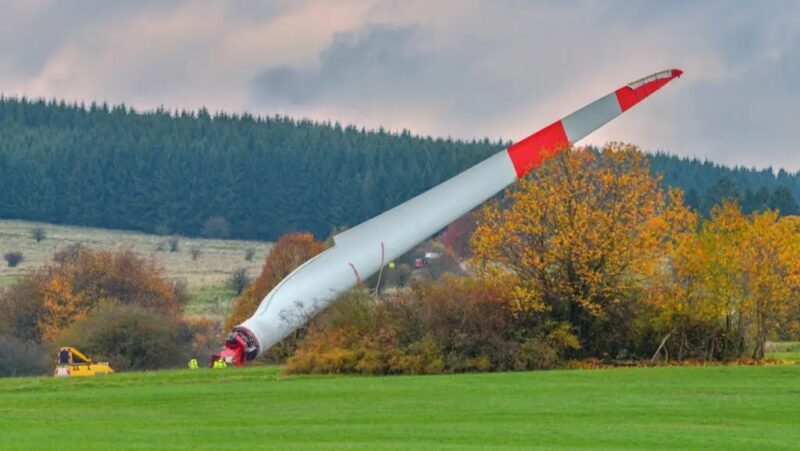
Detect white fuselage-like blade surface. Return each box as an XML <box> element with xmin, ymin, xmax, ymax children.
<box><xmin>238</xmin><ymin>69</ymin><xmax>683</xmax><ymax>356</ymax></box>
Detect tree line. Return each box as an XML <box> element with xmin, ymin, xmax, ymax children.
<box><xmin>0</xmin><ymin>96</ymin><xmax>798</xmax><ymax>241</ymax></box>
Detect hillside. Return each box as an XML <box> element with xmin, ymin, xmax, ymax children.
<box><xmin>0</xmin><ymin>365</ymin><xmax>798</xmax><ymax>449</ymax></box>
<box><xmin>0</xmin><ymin>97</ymin><xmax>501</xmax><ymax>241</ymax></box>
<box><xmin>0</xmin><ymin>219</ymin><xmax>271</xmax><ymax>316</ymax></box>
<box><xmin>1</xmin><ymin>97</ymin><xmax>799</xmax><ymax>242</ymax></box>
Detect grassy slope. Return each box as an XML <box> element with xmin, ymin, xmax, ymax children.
<box><xmin>1</xmin><ymin>365</ymin><xmax>798</xmax><ymax>450</ymax></box>
<box><xmin>0</xmin><ymin>219</ymin><xmax>271</xmax><ymax>317</ymax></box>
<box><xmin>0</xmin><ymin>219</ymin><xmax>270</xmax><ymax>288</ymax></box>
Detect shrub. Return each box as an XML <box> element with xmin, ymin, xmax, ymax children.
<box><xmin>170</xmin><ymin>279</ymin><xmax>191</xmax><ymax>308</ymax></box>
<box><xmin>384</xmin><ymin>276</ymin><xmax>517</xmax><ymax>371</ymax></box>
<box><xmin>287</xmin><ymin>274</ymin><xmax>581</xmax><ymax>376</ymax></box>
<box><xmin>285</xmin><ymin>275</ymin><xmax>519</xmax><ymax>375</ymax></box>
<box><xmin>0</xmin><ymin>272</ymin><xmax>48</xmax><ymax>342</ymax></box>
<box><xmin>284</xmin><ymin>327</ymin><xmax>385</xmax><ymax>375</ymax></box>
<box><xmin>54</xmin><ymin>243</ymin><xmax>84</xmax><ymax>264</ymax></box>
<box><xmin>314</xmin><ymin>289</ymin><xmax>379</xmax><ymax>333</ymax></box>
<box><xmin>202</xmin><ymin>216</ymin><xmax>230</xmax><ymax>239</ymax></box>
<box><xmin>168</xmin><ymin>236</ymin><xmax>180</xmax><ymax>252</ymax></box>
<box><xmin>227</xmin><ymin>268</ymin><xmax>251</xmax><ymax>295</ymax></box>
<box><xmin>190</xmin><ymin>247</ymin><xmax>202</xmax><ymax>261</ymax></box>
<box><xmin>262</xmin><ymin>329</ymin><xmax>310</xmax><ymax>364</ymax></box>
<box><xmin>55</xmin><ymin>301</ymin><xmax>184</xmax><ymax>371</ymax></box>
<box><xmin>31</xmin><ymin>227</ymin><xmax>47</xmax><ymax>243</ymax></box>
<box><xmin>4</xmin><ymin>251</ymin><xmax>24</xmax><ymax>267</ymax></box>
<box><xmin>512</xmin><ymin>324</ymin><xmax>580</xmax><ymax>370</ymax></box>
<box><xmin>388</xmin><ymin>336</ymin><xmax>446</xmax><ymax>374</ymax></box>
<box><xmin>512</xmin><ymin>338</ymin><xmax>559</xmax><ymax>370</ymax></box>
<box><xmin>5</xmin><ymin>246</ymin><xmax>183</xmax><ymax>342</ymax></box>
<box><xmin>282</xmin><ymin>291</ymin><xmax>382</xmax><ymax>372</ymax></box>
<box><xmin>0</xmin><ymin>335</ymin><xmax>51</xmax><ymax>377</ymax></box>
<box><xmin>244</xmin><ymin>247</ymin><xmax>256</xmax><ymax>261</ymax></box>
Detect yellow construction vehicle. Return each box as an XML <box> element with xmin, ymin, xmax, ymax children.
<box><xmin>54</xmin><ymin>347</ymin><xmax>114</xmax><ymax>377</ymax></box>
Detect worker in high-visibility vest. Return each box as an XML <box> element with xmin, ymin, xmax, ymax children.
<box><xmin>188</xmin><ymin>358</ymin><xmax>198</xmax><ymax>369</ymax></box>
<box><xmin>219</xmin><ymin>358</ymin><xmax>227</xmax><ymax>369</ymax></box>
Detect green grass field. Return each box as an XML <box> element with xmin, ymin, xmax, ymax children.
<box><xmin>1</xmin><ymin>365</ymin><xmax>798</xmax><ymax>450</ymax></box>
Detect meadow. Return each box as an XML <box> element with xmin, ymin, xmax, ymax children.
<box><xmin>766</xmin><ymin>342</ymin><xmax>800</xmax><ymax>363</ymax></box>
<box><xmin>0</xmin><ymin>364</ymin><xmax>798</xmax><ymax>450</ymax></box>
<box><xmin>0</xmin><ymin>219</ymin><xmax>272</xmax><ymax>316</ymax></box>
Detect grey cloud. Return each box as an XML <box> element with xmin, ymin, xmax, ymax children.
<box><xmin>224</xmin><ymin>0</ymin><xmax>299</xmax><ymax>24</ymax></box>
<box><xmin>252</xmin><ymin>22</ymin><xmax>533</xmax><ymax>133</ymax></box>
<box><xmin>253</xmin><ymin>25</ymin><xmax>426</xmax><ymax>108</ymax></box>
<box><xmin>672</xmin><ymin>35</ymin><xmax>800</xmax><ymax>168</ymax></box>
<box><xmin>0</xmin><ymin>0</ymin><xmax>186</xmax><ymax>78</ymax></box>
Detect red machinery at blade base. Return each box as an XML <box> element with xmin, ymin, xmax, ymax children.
<box><xmin>210</xmin><ymin>328</ymin><xmax>259</xmax><ymax>367</ymax></box>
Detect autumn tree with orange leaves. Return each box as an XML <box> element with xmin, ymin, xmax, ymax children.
<box><xmin>34</xmin><ymin>247</ymin><xmax>183</xmax><ymax>341</ymax></box>
<box><xmin>471</xmin><ymin>144</ymin><xmax>694</xmax><ymax>358</ymax></box>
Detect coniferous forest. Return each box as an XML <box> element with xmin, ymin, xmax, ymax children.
<box><xmin>1</xmin><ymin>96</ymin><xmax>798</xmax><ymax>241</ymax></box>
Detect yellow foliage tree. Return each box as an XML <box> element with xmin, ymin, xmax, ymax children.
<box><xmin>471</xmin><ymin>144</ymin><xmax>694</xmax><ymax>355</ymax></box>
<box><xmin>656</xmin><ymin>201</ymin><xmax>749</xmax><ymax>360</ymax></box>
<box><xmin>39</xmin><ymin>274</ymin><xmax>84</xmax><ymax>342</ymax></box>
<box><xmin>741</xmin><ymin>210</ymin><xmax>800</xmax><ymax>358</ymax></box>
<box><xmin>657</xmin><ymin>201</ymin><xmax>800</xmax><ymax>360</ymax></box>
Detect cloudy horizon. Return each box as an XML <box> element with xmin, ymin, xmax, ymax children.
<box><xmin>1</xmin><ymin>0</ymin><xmax>798</xmax><ymax>170</ymax></box>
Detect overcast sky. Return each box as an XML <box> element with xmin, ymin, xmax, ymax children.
<box><xmin>1</xmin><ymin>0</ymin><xmax>798</xmax><ymax>170</ymax></box>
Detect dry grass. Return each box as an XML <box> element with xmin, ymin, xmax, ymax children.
<box><xmin>0</xmin><ymin>219</ymin><xmax>271</xmax><ymax>290</ymax></box>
